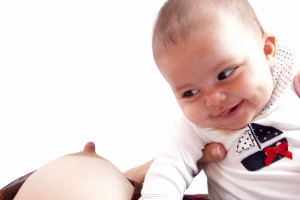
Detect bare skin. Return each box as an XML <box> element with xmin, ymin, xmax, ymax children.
<box><xmin>12</xmin><ymin>142</ymin><xmax>226</xmax><ymax>200</ymax></box>
<box><xmin>14</xmin><ymin>142</ymin><xmax>134</xmax><ymax>200</ymax></box>
<box><xmin>294</xmin><ymin>73</ymin><xmax>300</xmax><ymax>98</ymax></box>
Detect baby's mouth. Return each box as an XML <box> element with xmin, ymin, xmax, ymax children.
<box><xmin>218</xmin><ymin>104</ymin><xmax>240</xmax><ymax>117</ymax></box>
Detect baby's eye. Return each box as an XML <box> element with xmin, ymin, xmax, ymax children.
<box><xmin>218</xmin><ymin>67</ymin><xmax>236</xmax><ymax>80</ymax></box>
<box><xmin>182</xmin><ymin>89</ymin><xmax>199</xmax><ymax>98</ymax></box>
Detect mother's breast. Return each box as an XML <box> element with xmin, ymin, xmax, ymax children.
<box><xmin>14</xmin><ymin>142</ymin><xmax>134</xmax><ymax>200</ymax></box>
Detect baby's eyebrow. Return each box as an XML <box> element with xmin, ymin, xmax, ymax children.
<box><xmin>212</xmin><ymin>54</ymin><xmax>237</xmax><ymax>71</ymax></box>
<box><xmin>173</xmin><ymin>84</ymin><xmax>190</xmax><ymax>95</ymax></box>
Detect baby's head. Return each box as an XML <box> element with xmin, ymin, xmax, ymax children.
<box><xmin>152</xmin><ymin>0</ymin><xmax>264</xmax><ymax>58</ymax></box>
<box><xmin>153</xmin><ymin>0</ymin><xmax>276</xmax><ymax>130</ymax></box>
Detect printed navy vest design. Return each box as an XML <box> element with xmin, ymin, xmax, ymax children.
<box><xmin>236</xmin><ymin>123</ymin><xmax>293</xmax><ymax>171</ymax></box>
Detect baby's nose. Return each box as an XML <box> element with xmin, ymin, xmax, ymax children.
<box><xmin>205</xmin><ymin>90</ymin><xmax>226</xmax><ymax>107</ymax></box>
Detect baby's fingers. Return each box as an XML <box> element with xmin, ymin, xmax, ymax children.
<box><xmin>294</xmin><ymin>73</ymin><xmax>300</xmax><ymax>97</ymax></box>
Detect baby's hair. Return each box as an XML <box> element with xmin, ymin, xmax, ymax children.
<box><xmin>152</xmin><ymin>0</ymin><xmax>264</xmax><ymax>55</ymax></box>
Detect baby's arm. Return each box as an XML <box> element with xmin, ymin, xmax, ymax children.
<box><xmin>140</xmin><ymin>117</ymin><xmax>206</xmax><ymax>200</ymax></box>
<box><xmin>123</xmin><ymin>142</ymin><xmax>226</xmax><ymax>186</ymax></box>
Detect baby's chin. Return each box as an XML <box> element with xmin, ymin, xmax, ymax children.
<box><xmin>14</xmin><ymin>142</ymin><xmax>134</xmax><ymax>200</ymax></box>
<box><xmin>202</xmin><ymin>119</ymin><xmax>251</xmax><ymax>130</ymax></box>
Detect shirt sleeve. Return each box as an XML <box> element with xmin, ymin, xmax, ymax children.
<box><xmin>139</xmin><ymin>116</ymin><xmax>206</xmax><ymax>200</ymax></box>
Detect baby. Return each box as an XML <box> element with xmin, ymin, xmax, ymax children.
<box><xmin>140</xmin><ymin>0</ymin><xmax>300</xmax><ymax>199</ymax></box>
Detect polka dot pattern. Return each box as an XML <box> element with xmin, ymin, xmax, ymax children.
<box><xmin>261</xmin><ymin>45</ymin><xmax>294</xmax><ymax>113</ymax></box>
<box><xmin>236</xmin><ymin>129</ymin><xmax>255</xmax><ymax>153</ymax></box>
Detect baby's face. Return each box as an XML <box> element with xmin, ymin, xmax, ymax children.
<box><xmin>14</xmin><ymin>142</ymin><xmax>133</xmax><ymax>200</ymax></box>
<box><xmin>155</xmin><ymin>14</ymin><xmax>275</xmax><ymax>130</ymax></box>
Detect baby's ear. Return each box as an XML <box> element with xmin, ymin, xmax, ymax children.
<box><xmin>263</xmin><ymin>34</ymin><xmax>277</xmax><ymax>67</ymax></box>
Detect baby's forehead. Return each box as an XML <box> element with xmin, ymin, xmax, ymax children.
<box><xmin>153</xmin><ymin>13</ymin><xmax>243</xmax><ymax>62</ymax></box>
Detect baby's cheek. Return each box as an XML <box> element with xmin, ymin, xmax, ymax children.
<box><xmin>186</xmin><ymin>107</ymin><xmax>207</xmax><ymax>126</ymax></box>
<box><xmin>181</xmin><ymin>103</ymin><xmax>196</xmax><ymax>119</ymax></box>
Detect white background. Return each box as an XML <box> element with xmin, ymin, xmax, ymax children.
<box><xmin>0</xmin><ymin>0</ymin><xmax>299</xmax><ymax>194</ymax></box>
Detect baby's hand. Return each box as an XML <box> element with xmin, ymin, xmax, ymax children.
<box><xmin>294</xmin><ymin>73</ymin><xmax>300</xmax><ymax>97</ymax></box>
<box><xmin>198</xmin><ymin>143</ymin><xmax>226</xmax><ymax>164</ymax></box>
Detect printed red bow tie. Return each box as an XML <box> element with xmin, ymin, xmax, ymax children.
<box><xmin>264</xmin><ymin>141</ymin><xmax>293</xmax><ymax>166</ymax></box>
